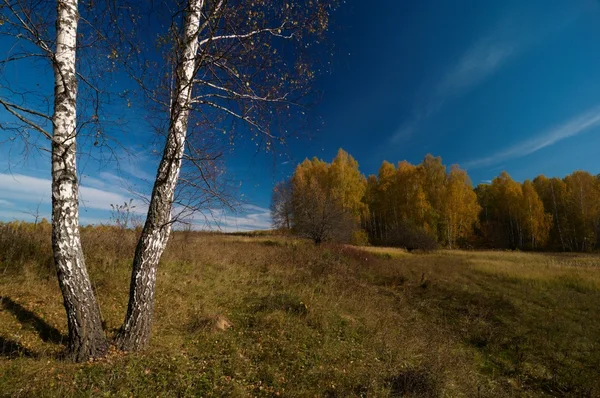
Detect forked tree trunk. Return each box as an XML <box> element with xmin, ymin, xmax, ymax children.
<box><xmin>117</xmin><ymin>0</ymin><xmax>202</xmax><ymax>351</ymax></box>
<box><xmin>51</xmin><ymin>0</ymin><xmax>108</xmax><ymax>361</ymax></box>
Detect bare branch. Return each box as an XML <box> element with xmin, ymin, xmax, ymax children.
<box><xmin>198</xmin><ymin>23</ymin><xmax>293</xmax><ymax>47</ymax></box>
<box><xmin>193</xmin><ymin>80</ymin><xmax>289</xmax><ymax>103</ymax></box>
<box><xmin>0</xmin><ymin>97</ymin><xmax>52</xmax><ymax>140</ymax></box>
<box><xmin>193</xmin><ymin>99</ymin><xmax>276</xmax><ymax>139</ymax></box>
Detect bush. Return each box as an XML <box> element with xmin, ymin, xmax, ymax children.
<box><xmin>351</xmin><ymin>229</ymin><xmax>369</xmax><ymax>246</ymax></box>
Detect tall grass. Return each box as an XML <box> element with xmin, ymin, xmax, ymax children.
<box><xmin>1</xmin><ymin>223</ymin><xmax>599</xmax><ymax>397</ymax></box>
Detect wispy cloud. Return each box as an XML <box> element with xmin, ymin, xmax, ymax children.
<box><xmin>392</xmin><ymin>29</ymin><xmax>521</xmax><ymax>143</ymax></box>
<box><xmin>393</xmin><ymin>29</ymin><xmax>522</xmax><ymax>143</ymax></box>
<box><xmin>120</xmin><ymin>149</ymin><xmax>156</xmax><ymax>182</ymax></box>
<box><xmin>188</xmin><ymin>204</ymin><xmax>272</xmax><ymax>233</ymax></box>
<box><xmin>391</xmin><ymin>9</ymin><xmax>577</xmax><ymax>144</ymax></box>
<box><xmin>464</xmin><ymin>105</ymin><xmax>600</xmax><ymax>169</ymax></box>
<box><xmin>435</xmin><ymin>40</ymin><xmax>516</xmax><ymax>102</ymax></box>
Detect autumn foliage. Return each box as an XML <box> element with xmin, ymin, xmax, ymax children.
<box><xmin>287</xmin><ymin>149</ymin><xmax>366</xmax><ymax>244</ymax></box>
<box><xmin>273</xmin><ymin>148</ymin><xmax>600</xmax><ymax>252</ymax></box>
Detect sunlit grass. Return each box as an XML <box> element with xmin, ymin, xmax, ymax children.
<box><xmin>354</xmin><ymin>245</ymin><xmax>410</xmax><ymax>258</ymax></box>
<box><xmin>1</xmin><ymin>230</ymin><xmax>599</xmax><ymax>397</ymax></box>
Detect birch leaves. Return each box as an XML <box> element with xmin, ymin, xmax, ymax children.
<box><xmin>365</xmin><ymin>155</ymin><xmax>480</xmax><ymax>248</ymax></box>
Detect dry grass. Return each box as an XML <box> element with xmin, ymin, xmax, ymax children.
<box><xmin>1</xmin><ymin>226</ymin><xmax>599</xmax><ymax>397</ymax></box>
<box><xmin>353</xmin><ymin>245</ymin><xmax>411</xmax><ymax>259</ymax></box>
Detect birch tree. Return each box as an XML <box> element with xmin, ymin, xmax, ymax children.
<box><xmin>443</xmin><ymin>165</ymin><xmax>480</xmax><ymax>248</ymax></box>
<box><xmin>564</xmin><ymin>171</ymin><xmax>600</xmax><ymax>251</ymax></box>
<box><xmin>117</xmin><ymin>0</ymin><xmax>336</xmax><ymax>351</ymax></box>
<box><xmin>291</xmin><ymin>156</ymin><xmax>358</xmax><ymax>244</ymax></box>
<box><xmin>0</xmin><ymin>0</ymin><xmax>109</xmax><ymax>360</ymax></box>
<box><xmin>521</xmin><ymin>179</ymin><xmax>552</xmax><ymax>249</ymax></box>
<box><xmin>271</xmin><ymin>179</ymin><xmax>293</xmax><ymax>230</ymax></box>
<box><xmin>50</xmin><ymin>0</ymin><xmax>109</xmax><ymax>361</ymax></box>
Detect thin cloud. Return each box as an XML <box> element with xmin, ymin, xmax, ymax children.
<box><xmin>464</xmin><ymin>105</ymin><xmax>600</xmax><ymax>169</ymax></box>
<box><xmin>190</xmin><ymin>205</ymin><xmax>272</xmax><ymax>232</ymax></box>
<box><xmin>391</xmin><ymin>24</ymin><xmax>522</xmax><ymax>143</ymax></box>
<box><xmin>434</xmin><ymin>40</ymin><xmax>516</xmax><ymax>103</ymax></box>
<box><xmin>391</xmin><ymin>8</ymin><xmax>578</xmax><ymax>144</ymax></box>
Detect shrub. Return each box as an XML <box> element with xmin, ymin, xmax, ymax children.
<box><xmin>351</xmin><ymin>229</ymin><xmax>370</xmax><ymax>246</ymax></box>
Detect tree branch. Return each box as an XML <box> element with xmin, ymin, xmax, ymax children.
<box><xmin>0</xmin><ymin>97</ymin><xmax>52</xmax><ymax>140</ymax></box>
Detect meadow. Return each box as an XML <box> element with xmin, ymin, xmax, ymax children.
<box><xmin>1</xmin><ymin>224</ymin><xmax>599</xmax><ymax>397</ymax></box>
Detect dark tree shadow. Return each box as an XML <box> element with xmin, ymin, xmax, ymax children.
<box><xmin>0</xmin><ymin>336</ymin><xmax>37</xmax><ymax>358</ymax></box>
<box><xmin>0</xmin><ymin>296</ymin><xmax>66</xmax><ymax>344</ymax></box>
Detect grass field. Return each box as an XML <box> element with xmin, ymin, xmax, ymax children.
<box><xmin>1</xmin><ymin>229</ymin><xmax>600</xmax><ymax>397</ymax></box>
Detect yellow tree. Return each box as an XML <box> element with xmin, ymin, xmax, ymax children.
<box><xmin>396</xmin><ymin>160</ymin><xmax>431</xmax><ymax>227</ymax></box>
<box><xmin>291</xmin><ymin>150</ymin><xmax>366</xmax><ymax>244</ymax></box>
<box><xmin>377</xmin><ymin>161</ymin><xmax>398</xmax><ymax>238</ymax></box>
<box><xmin>487</xmin><ymin>172</ymin><xmax>524</xmax><ymax>249</ymax></box>
<box><xmin>564</xmin><ymin>171</ymin><xmax>600</xmax><ymax>251</ymax></box>
<box><xmin>364</xmin><ymin>174</ymin><xmax>380</xmax><ymax>237</ymax></box>
<box><xmin>417</xmin><ymin>154</ymin><xmax>447</xmax><ymax>239</ymax></box>
<box><xmin>443</xmin><ymin>165</ymin><xmax>480</xmax><ymax>248</ymax></box>
<box><xmin>521</xmin><ymin>180</ymin><xmax>552</xmax><ymax>249</ymax></box>
<box><xmin>328</xmin><ymin>149</ymin><xmax>367</xmax><ymax>218</ymax></box>
<box><xmin>291</xmin><ymin>157</ymin><xmax>334</xmax><ymax>243</ymax></box>
<box><xmin>533</xmin><ymin>175</ymin><xmax>569</xmax><ymax>250</ymax></box>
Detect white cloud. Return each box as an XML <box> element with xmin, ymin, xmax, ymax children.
<box><xmin>464</xmin><ymin>105</ymin><xmax>600</xmax><ymax>169</ymax></box>
<box><xmin>0</xmin><ymin>172</ymin><xmax>270</xmax><ymax>232</ymax></box>
<box><xmin>0</xmin><ymin>173</ymin><xmax>50</xmax><ymax>203</ymax></box>
<box><xmin>188</xmin><ymin>205</ymin><xmax>272</xmax><ymax>233</ymax></box>
<box><xmin>0</xmin><ymin>173</ymin><xmax>148</xmax><ymax>214</ymax></box>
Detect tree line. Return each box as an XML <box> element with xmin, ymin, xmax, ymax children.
<box><xmin>271</xmin><ymin>149</ymin><xmax>600</xmax><ymax>252</ymax></box>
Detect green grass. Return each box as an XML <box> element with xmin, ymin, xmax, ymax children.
<box><xmin>1</xmin><ymin>229</ymin><xmax>599</xmax><ymax>397</ymax></box>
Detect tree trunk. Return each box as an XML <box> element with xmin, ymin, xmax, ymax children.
<box><xmin>117</xmin><ymin>0</ymin><xmax>202</xmax><ymax>351</ymax></box>
<box><xmin>550</xmin><ymin>182</ymin><xmax>566</xmax><ymax>251</ymax></box>
<box><xmin>51</xmin><ymin>0</ymin><xmax>108</xmax><ymax>361</ymax></box>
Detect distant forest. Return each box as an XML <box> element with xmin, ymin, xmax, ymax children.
<box><xmin>271</xmin><ymin>149</ymin><xmax>600</xmax><ymax>252</ymax></box>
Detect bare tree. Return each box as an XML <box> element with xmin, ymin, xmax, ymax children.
<box><xmin>116</xmin><ymin>0</ymin><xmax>336</xmax><ymax>351</ymax></box>
<box><xmin>292</xmin><ymin>179</ymin><xmax>355</xmax><ymax>244</ymax></box>
<box><xmin>271</xmin><ymin>179</ymin><xmax>293</xmax><ymax>231</ymax></box>
<box><xmin>0</xmin><ymin>0</ymin><xmax>109</xmax><ymax>360</ymax></box>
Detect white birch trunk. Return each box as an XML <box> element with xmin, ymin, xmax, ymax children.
<box><xmin>51</xmin><ymin>0</ymin><xmax>108</xmax><ymax>361</ymax></box>
<box><xmin>117</xmin><ymin>0</ymin><xmax>203</xmax><ymax>351</ymax></box>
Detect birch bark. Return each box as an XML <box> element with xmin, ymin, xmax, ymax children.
<box><xmin>117</xmin><ymin>0</ymin><xmax>203</xmax><ymax>351</ymax></box>
<box><xmin>51</xmin><ymin>0</ymin><xmax>108</xmax><ymax>361</ymax></box>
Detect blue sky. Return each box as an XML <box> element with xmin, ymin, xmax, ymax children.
<box><xmin>2</xmin><ymin>0</ymin><xmax>600</xmax><ymax>231</ymax></box>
